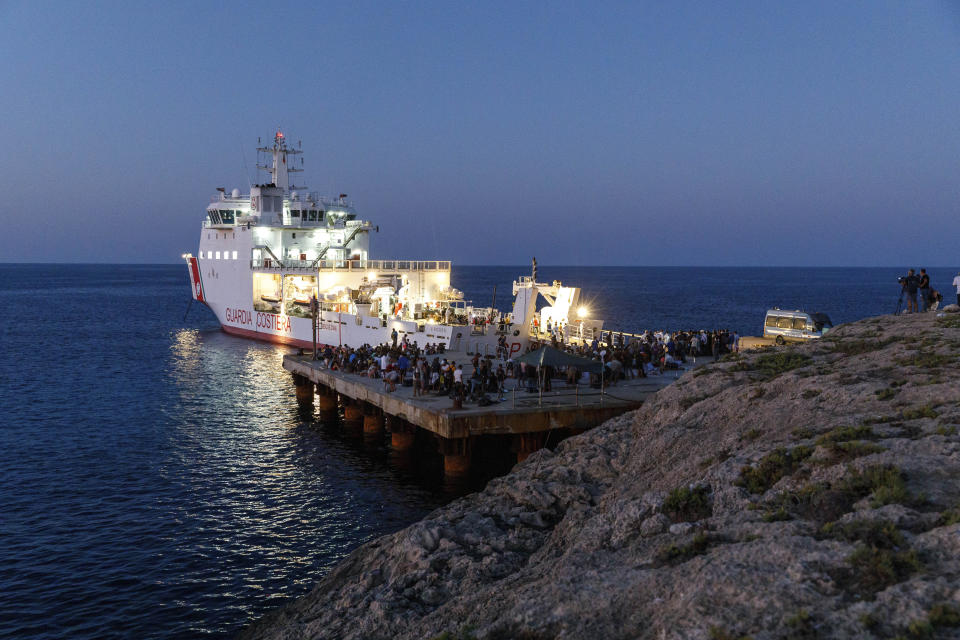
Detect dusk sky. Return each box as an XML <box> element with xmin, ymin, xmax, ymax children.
<box><xmin>2</xmin><ymin>1</ymin><xmax>958</xmax><ymax>266</ymax></box>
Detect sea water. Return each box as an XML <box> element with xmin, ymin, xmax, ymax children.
<box><xmin>0</xmin><ymin>264</ymin><xmax>952</xmax><ymax>639</ymax></box>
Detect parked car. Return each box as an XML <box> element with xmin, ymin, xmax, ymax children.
<box><xmin>762</xmin><ymin>309</ymin><xmax>833</xmax><ymax>345</ymax></box>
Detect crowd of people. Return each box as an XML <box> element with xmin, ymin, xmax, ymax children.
<box><xmin>529</xmin><ymin>328</ymin><xmax>739</xmax><ymax>383</ymax></box>
<box><xmin>310</xmin><ymin>324</ymin><xmax>740</xmax><ymax>406</ymax></box>
<box><xmin>898</xmin><ymin>268</ymin><xmax>946</xmax><ymax>314</ymax></box>
<box><xmin>899</xmin><ymin>268</ymin><xmax>960</xmax><ymax>315</ymax></box>
<box><xmin>317</xmin><ymin>339</ymin><xmax>506</xmax><ymax>402</ymax></box>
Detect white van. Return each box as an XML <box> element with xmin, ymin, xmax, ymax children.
<box><xmin>763</xmin><ymin>309</ymin><xmax>833</xmax><ymax>345</ymax></box>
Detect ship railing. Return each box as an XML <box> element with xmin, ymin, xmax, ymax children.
<box><xmin>250</xmin><ymin>259</ymin><xmax>452</xmax><ymax>272</ymax></box>
<box><xmin>207</xmin><ymin>192</ymin><xmax>357</xmax><ymax>209</ymax></box>
<box><xmin>209</xmin><ymin>195</ymin><xmax>252</xmax><ymax>204</ymax></box>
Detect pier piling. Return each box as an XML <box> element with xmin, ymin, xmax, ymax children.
<box><xmin>284</xmin><ymin>353</ymin><xmax>687</xmax><ymax>479</ymax></box>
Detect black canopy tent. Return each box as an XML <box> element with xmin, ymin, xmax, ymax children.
<box><xmin>513</xmin><ymin>346</ymin><xmax>604</xmax><ymax>405</ymax></box>
<box><xmin>513</xmin><ymin>345</ymin><xmax>603</xmax><ymax>373</ymax></box>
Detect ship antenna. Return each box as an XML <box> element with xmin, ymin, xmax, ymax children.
<box><xmin>239</xmin><ymin>137</ymin><xmax>253</xmax><ymax>188</ymax></box>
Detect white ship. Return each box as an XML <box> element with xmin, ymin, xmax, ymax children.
<box><xmin>183</xmin><ymin>131</ymin><xmax>603</xmax><ymax>356</ymax></box>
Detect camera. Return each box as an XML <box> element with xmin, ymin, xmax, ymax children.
<box><xmin>897</xmin><ymin>276</ymin><xmax>906</xmax><ymax>284</ymax></box>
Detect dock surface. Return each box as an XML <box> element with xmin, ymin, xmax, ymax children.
<box><xmin>284</xmin><ymin>354</ymin><xmax>701</xmax><ymax>439</ymax></box>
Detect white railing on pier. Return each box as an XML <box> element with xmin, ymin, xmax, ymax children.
<box><xmin>249</xmin><ymin>259</ymin><xmax>451</xmax><ymax>272</ymax></box>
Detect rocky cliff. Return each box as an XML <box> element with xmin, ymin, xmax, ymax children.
<box><xmin>240</xmin><ymin>313</ymin><xmax>960</xmax><ymax>640</ymax></box>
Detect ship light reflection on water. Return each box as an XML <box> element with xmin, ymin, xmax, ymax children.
<box><xmin>159</xmin><ymin>326</ymin><xmax>448</xmax><ymax>636</ymax></box>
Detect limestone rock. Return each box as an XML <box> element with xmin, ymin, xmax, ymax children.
<box><xmin>240</xmin><ymin>313</ymin><xmax>960</xmax><ymax>640</ymax></box>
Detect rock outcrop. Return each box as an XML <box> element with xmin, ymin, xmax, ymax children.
<box><xmin>240</xmin><ymin>313</ymin><xmax>960</xmax><ymax>639</ymax></box>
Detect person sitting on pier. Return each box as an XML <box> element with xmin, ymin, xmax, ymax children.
<box><xmin>382</xmin><ymin>364</ymin><xmax>393</xmax><ymax>390</ymax></box>
<box><xmin>606</xmin><ymin>357</ymin><xmax>623</xmax><ymax>385</ymax></box>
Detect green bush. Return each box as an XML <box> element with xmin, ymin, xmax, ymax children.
<box><xmin>737</xmin><ymin>446</ymin><xmax>814</xmax><ymax>494</ymax></box>
<box><xmin>833</xmin><ymin>338</ymin><xmax>897</xmax><ymax>355</ymax></box>
<box><xmin>754</xmin><ymin>353</ymin><xmax>812</xmax><ymax>379</ymax></box>
<box><xmin>844</xmin><ymin>544</ymin><xmax>921</xmax><ymax>597</ymax></box>
<box><xmin>897</xmin><ymin>352</ymin><xmax>955</xmax><ymax>368</ymax></box>
<box><xmin>822</xmin><ymin>440</ymin><xmax>885</xmax><ymax>461</ymax></box>
<box><xmin>928</xmin><ymin>603</ymin><xmax>960</xmax><ymax>627</ymax></box>
<box><xmin>821</xmin><ymin>519</ymin><xmax>906</xmax><ymax>549</ymax></box>
<box><xmin>875</xmin><ymin>388</ymin><xmax>897</xmax><ymax>400</ymax></box>
<box><xmin>784</xmin><ymin>609</ymin><xmax>818</xmax><ymax>639</ymax></box>
<box><xmin>657</xmin><ymin>532</ymin><xmax>710</xmax><ymax>564</ymax></box>
<box><xmin>901</xmin><ymin>406</ymin><xmax>938</xmax><ymax>420</ymax></box>
<box><xmin>936</xmin><ymin>315</ymin><xmax>960</xmax><ymax>329</ymax></box>
<box><xmin>774</xmin><ymin>465</ymin><xmax>915</xmax><ymax>524</ymax></box>
<box><xmin>937</xmin><ymin>507</ymin><xmax>960</xmax><ymax>526</ymax></box>
<box><xmin>762</xmin><ymin>507</ymin><xmax>791</xmax><ymax>522</ymax></box>
<box><xmin>839</xmin><ymin>465</ymin><xmax>913</xmax><ymax>508</ymax></box>
<box><xmin>662</xmin><ymin>485</ymin><xmax>712</xmax><ymax>522</ymax></box>
<box><xmin>815</xmin><ymin>425</ymin><xmax>876</xmax><ymax>445</ymax></box>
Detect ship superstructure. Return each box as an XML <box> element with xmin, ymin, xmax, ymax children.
<box><xmin>183</xmin><ymin>132</ymin><xmax>602</xmax><ymax>355</ymax></box>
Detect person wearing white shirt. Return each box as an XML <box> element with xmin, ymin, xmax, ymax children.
<box><xmin>953</xmin><ymin>272</ymin><xmax>960</xmax><ymax>306</ymax></box>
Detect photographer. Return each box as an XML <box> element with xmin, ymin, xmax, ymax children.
<box><xmin>919</xmin><ymin>268</ymin><xmax>931</xmax><ymax>312</ymax></box>
<box><xmin>900</xmin><ymin>269</ymin><xmax>920</xmax><ymax>314</ymax></box>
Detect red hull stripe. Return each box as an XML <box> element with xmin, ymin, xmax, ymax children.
<box><xmin>221</xmin><ymin>324</ymin><xmax>318</xmax><ymax>349</ymax></box>
<box><xmin>188</xmin><ymin>258</ymin><xmax>205</xmax><ymax>302</ymax></box>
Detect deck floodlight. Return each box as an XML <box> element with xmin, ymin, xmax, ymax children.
<box><xmin>577</xmin><ymin>306</ymin><xmax>588</xmax><ymax>319</ymax></box>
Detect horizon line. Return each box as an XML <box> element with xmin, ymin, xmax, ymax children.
<box><xmin>0</xmin><ymin>262</ymin><xmax>956</xmax><ymax>270</ymax></box>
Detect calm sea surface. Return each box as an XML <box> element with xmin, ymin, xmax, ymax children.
<box><xmin>1</xmin><ymin>264</ymin><xmax>955</xmax><ymax>639</ymax></box>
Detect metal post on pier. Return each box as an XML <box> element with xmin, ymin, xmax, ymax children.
<box><xmin>600</xmin><ymin>351</ymin><xmax>605</xmax><ymax>407</ymax></box>
<box><xmin>310</xmin><ymin>296</ymin><xmax>319</xmax><ymax>360</ymax></box>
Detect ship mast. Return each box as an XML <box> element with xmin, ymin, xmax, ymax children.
<box><xmin>256</xmin><ymin>130</ymin><xmax>303</xmax><ymax>192</ymax></box>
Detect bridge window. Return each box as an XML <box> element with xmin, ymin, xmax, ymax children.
<box><xmin>232</xmin><ymin>251</ymin><xmax>238</xmax><ymax>260</ymax></box>
<box><xmin>220</xmin><ymin>210</ymin><xmax>235</xmax><ymax>224</ymax></box>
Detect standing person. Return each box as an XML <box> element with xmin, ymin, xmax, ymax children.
<box><xmin>902</xmin><ymin>269</ymin><xmax>920</xmax><ymax>314</ymax></box>
<box><xmin>412</xmin><ymin>358</ymin><xmax>422</xmax><ymax>397</ymax></box>
<box><xmin>391</xmin><ymin>328</ymin><xmax>398</xmax><ymax>348</ymax></box>
<box><xmin>918</xmin><ymin>268</ymin><xmax>931</xmax><ymax>312</ymax></box>
<box><xmin>954</xmin><ymin>271</ymin><xmax>960</xmax><ymax>306</ymax></box>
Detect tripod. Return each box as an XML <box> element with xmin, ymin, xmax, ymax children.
<box><xmin>895</xmin><ymin>290</ymin><xmax>904</xmax><ymax>315</ymax></box>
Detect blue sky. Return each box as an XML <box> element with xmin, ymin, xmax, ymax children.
<box><xmin>1</xmin><ymin>1</ymin><xmax>958</xmax><ymax>265</ymax></box>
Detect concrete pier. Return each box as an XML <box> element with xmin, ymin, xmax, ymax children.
<box><xmin>284</xmin><ymin>354</ymin><xmax>699</xmax><ymax>477</ymax></box>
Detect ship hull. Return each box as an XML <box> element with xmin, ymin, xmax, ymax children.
<box><xmin>187</xmin><ymin>254</ymin><xmax>528</xmax><ymax>357</ymax></box>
